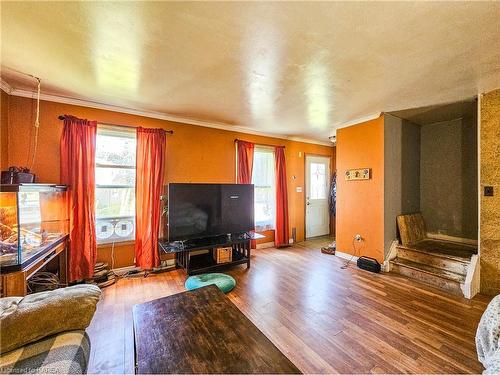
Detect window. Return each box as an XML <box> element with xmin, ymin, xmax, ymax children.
<box><xmin>252</xmin><ymin>147</ymin><xmax>275</xmax><ymax>231</ymax></box>
<box><xmin>95</xmin><ymin>126</ymin><xmax>136</xmax><ymax>243</ymax></box>
<box><xmin>309</xmin><ymin>162</ymin><xmax>327</xmax><ymax>199</ymax></box>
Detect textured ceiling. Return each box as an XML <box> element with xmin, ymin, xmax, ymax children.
<box><xmin>1</xmin><ymin>1</ymin><xmax>499</xmax><ymax>142</ymax></box>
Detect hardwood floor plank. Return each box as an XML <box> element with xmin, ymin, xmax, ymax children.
<box><xmin>87</xmin><ymin>237</ymin><xmax>489</xmax><ymax>374</ymax></box>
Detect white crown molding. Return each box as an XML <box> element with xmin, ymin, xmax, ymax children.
<box><xmin>288</xmin><ymin>135</ymin><xmax>333</xmax><ymax>146</ymax></box>
<box><xmin>3</xmin><ymin>84</ymin><xmax>334</xmax><ymax>147</ymax></box>
<box><xmin>332</xmin><ymin>112</ymin><xmax>382</xmax><ymax>133</ymax></box>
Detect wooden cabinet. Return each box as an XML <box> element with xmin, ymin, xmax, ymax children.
<box><xmin>1</xmin><ymin>238</ymin><xmax>68</xmax><ymax>297</ymax></box>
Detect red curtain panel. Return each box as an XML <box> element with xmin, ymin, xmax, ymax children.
<box><xmin>275</xmin><ymin>146</ymin><xmax>289</xmax><ymax>248</ymax></box>
<box><xmin>135</xmin><ymin>127</ymin><xmax>166</xmax><ymax>270</ymax></box>
<box><xmin>236</xmin><ymin>140</ymin><xmax>254</xmax><ymax>184</ymax></box>
<box><xmin>60</xmin><ymin>115</ymin><xmax>97</xmax><ymax>282</ymax></box>
<box><xmin>236</xmin><ymin>140</ymin><xmax>256</xmax><ymax>248</ymax></box>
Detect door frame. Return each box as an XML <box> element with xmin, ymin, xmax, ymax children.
<box><xmin>304</xmin><ymin>153</ymin><xmax>332</xmax><ymax>239</ymax></box>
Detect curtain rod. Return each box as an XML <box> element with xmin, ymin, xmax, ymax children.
<box><xmin>58</xmin><ymin>115</ymin><xmax>174</xmax><ymax>134</ymax></box>
<box><xmin>234</xmin><ymin>138</ymin><xmax>284</xmax><ymax>148</ymax></box>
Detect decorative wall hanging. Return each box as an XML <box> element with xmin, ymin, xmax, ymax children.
<box><xmin>345</xmin><ymin>168</ymin><xmax>371</xmax><ymax>181</ymax></box>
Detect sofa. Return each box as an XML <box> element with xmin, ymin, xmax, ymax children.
<box><xmin>0</xmin><ymin>285</ymin><xmax>101</xmax><ymax>374</ymax></box>
<box><xmin>477</xmin><ymin>294</ymin><xmax>500</xmax><ymax>374</ymax></box>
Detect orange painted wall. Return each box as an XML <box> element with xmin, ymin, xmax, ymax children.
<box><xmin>4</xmin><ymin>93</ymin><xmax>335</xmax><ymax>267</ymax></box>
<box><xmin>335</xmin><ymin>115</ymin><xmax>385</xmax><ymax>263</ymax></box>
<box><xmin>0</xmin><ymin>91</ymin><xmax>9</xmax><ymax>169</ymax></box>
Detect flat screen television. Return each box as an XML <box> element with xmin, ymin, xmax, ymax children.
<box><xmin>168</xmin><ymin>183</ymin><xmax>254</xmax><ymax>242</ymax></box>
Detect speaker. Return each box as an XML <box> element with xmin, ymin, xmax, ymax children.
<box><xmin>357</xmin><ymin>256</ymin><xmax>381</xmax><ymax>273</ymax></box>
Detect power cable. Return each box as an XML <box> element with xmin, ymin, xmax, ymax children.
<box><xmin>341</xmin><ymin>237</ymin><xmax>363</xmax><ymax>269</ymax></box>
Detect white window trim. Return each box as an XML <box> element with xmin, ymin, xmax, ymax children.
<box><xmin>252</xmin><ymin>146</ymin><xmax>276</xmax><ymax>231</ymax></box>
<box><xmin>95</xmin><ymin>125</ymin><xmax>137</xmax><ymax>245</ymax></box>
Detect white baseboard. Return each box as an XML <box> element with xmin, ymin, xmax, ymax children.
<box><xmin>256</xmin><ymin>241</ymin><xmax>275</xmax><ymax>249</ymax></box>
<box><xmin>461</xmin><ymin>254</ymin><xmax>480</xmax><ymax>299</ymax></box>
<box><xmin>382</xmin><ymin>240</ymin><xmax>399</xmax><ymax>272</ymax></box>
<box><xmin>335</xmin><ymin>251</ymin><xmax>359</xmax><ymax>262</ymax></box>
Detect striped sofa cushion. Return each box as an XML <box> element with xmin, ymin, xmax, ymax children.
<box><xmin>0</xmin><ymin>330</ymin><xmax>90</xmax><ymax>374</ymax></box>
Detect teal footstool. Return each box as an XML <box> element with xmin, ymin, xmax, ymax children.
<box><xmin>185</xmin><ymin>273</ymin><xmax>236</xmax><ymax>293</ymax></box>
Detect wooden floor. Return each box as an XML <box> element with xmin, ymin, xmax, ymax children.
<box><xmin>87</xmin><ymin>237</ymin><xmax>491</xmax><ymax>374</ymax></box>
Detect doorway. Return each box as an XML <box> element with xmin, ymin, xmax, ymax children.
<box><xmin>305</xmin><ymin>155</ymin><xmax>331</xmax><ymax>238</ymax></box>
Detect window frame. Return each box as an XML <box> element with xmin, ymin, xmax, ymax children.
<box><xmin>95</xmin><ymin>125</ymin><xmax>137</xmax><ymax>245</ymax></box>
<box><xmin>252</xmin><ymin>145</ymin><xmax>276</xmax><ymax>231</ymax></box>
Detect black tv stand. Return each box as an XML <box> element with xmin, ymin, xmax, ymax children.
<box><xmin>158</xmin><ymin>232</ymin><xmax>264</xmax><ymax>275</ymax></box>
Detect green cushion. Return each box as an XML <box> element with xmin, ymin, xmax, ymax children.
<box><xmin>185</xmin><ymin>273</ymin><xmax>236</xmax><ymax>293</ymax></box>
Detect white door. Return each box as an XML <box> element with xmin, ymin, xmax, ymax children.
<box><xmin>306</xmin><ymin>155</ymin><xmax>331</xmax><ymax>238</ymax></box>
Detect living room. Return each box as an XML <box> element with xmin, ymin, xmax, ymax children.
<box><xmin>1</xmin><ymin>2</ymin><xmax>499</xmax><ymax>374</ymax></box>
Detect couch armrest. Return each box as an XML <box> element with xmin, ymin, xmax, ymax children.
<box><xmin>0</xmin><ymin>285</ymin><xmax>101</xmax><ymax>354</ymax></box>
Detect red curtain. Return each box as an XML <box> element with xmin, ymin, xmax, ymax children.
<box><xmin>135</xmin><ymin>128</ymin><xmax>166</xmax><ymax>270</ymax></box>
<box><xmin>236</xmin><ymin>140</ymin><xmax>256</xmax><ymax>248</ymax></box>
<box><xmin>275</xmin><ymin>146</ymin><xmax>289</xmax><ymax>248</ymax></box>
<box><xmin>236</xmin><ymin>140</ymin><xmax>254</xmax><ymax>184</ymax></box>
<box><xmin>60</xmin><ymin>115</ymin><xmax>97</xmax><ymax>282</ymax></box>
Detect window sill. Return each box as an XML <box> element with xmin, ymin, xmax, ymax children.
<box><xmin>97</xmin><ymin>240</ymin><xmax>135</xmax><ymax>248</ymax></box>
<box><xmin>255</xmin><ymin>227</ymin><xmax>275</xmax><ymax>232</ymax></box>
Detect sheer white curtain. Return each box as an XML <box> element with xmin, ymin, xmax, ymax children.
<box><xmin>252</xmin><ymin>147</ymin><xmax>276</xmax><ymax>231</ymax></box>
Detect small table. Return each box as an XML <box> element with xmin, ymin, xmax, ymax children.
<box><xmin>133</xmin><ymin>285</ymin><xmax>301</xmax><ymax>374</ymax></box>
<box><xmin>1</xmin><ymin>238</ymin><xmax>68</xmax><ymax>297</ymax></box>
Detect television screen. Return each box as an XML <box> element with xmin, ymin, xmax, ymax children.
<box><xmin>168</xmin><ymin>183</ymin><xmax>254</xmax><ymax>241</ymax></box>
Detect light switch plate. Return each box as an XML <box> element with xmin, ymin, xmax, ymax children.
<box><xmin>484</xmin><ymin>186</ymin><xmax>494</xmax><ymax>196</ymax></box>
<box><xmin>296</xmin><ymin>187</ymin><xmax>303</xmax><ymax>193</ymax></box>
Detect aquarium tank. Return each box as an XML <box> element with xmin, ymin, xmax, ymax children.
<box><xmin>0</xmin><ymin>184</ymin><xmax>68</xmax><ymax>271</ymax></box>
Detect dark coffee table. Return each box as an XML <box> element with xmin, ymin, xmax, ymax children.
<box><xmin>133</xmin><ymin>285</ymin><xmax>301</xmax><ymax>374</ymax></box>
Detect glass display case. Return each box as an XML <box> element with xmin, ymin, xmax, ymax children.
<box><xmin>0</xmin><ymin>184</ymin><xmax>68</xmax><ymax>272</ymax></box>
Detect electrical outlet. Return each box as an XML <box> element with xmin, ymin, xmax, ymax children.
<box><xmin>355</xmin><ymin>234</ymin><xmax>362</xmax><ymax>242</ymax></box>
